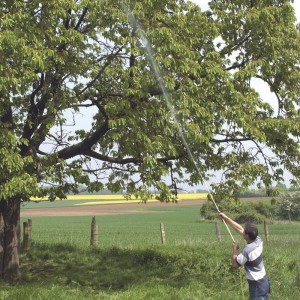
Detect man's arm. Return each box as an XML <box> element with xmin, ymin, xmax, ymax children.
<box><xmin>219</xmin><ymin>212</ymin><xmax>244</xmax><ymax>236</ymax></box>
<box><xmin>232</xmin><ymin>242</ymin><xmax>240</xmax><ymax>268</ymax></box>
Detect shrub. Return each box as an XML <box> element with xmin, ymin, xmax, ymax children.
<box><xmin>234</xmin><ymin>212</ymin><xmax>265</xmax><ymax>224</ymax></box>
<box><xmin>199</xmin><ymin>202</ymin><xmax>219</xmax><ymax>220</ymax></box>
<box><xmin>252</xmin><ymin>202</ymin><xmax>273</xmax><ymax>218</ymax></box>
<box><xmin>200</xmin><ymin>200</ymin><xmax>269</xmax><ymax>224</ymax></box>
<box><xmin>274</xmin><ymin>192</ymin><xmax>300</xmax><ymax>221</ymax></box>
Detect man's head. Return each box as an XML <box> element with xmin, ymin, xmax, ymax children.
<box><xmin>243</xmin><ymin>223</ymin><xmax>258</xmax><ymax>242</ymax></box>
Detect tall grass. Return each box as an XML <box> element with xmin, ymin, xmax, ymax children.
<box><xmin>1</xmin><ymin>205</ymin><xmax>299</xmax><ymax>299</ymax></box>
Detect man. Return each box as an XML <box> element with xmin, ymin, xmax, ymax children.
<box><xmin>219</xmin><ymin>213</ymin><xmax>270</xmax><ymax>300</ymax></box>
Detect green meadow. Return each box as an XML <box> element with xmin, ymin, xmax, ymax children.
<box><xmin>1</xmin><ymin>204</ymin><xmax>300</xmax><ymax>299</ymax></box>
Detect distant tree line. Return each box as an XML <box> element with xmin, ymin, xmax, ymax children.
<box><xmin>240</xmin><ymin>183</ymin><xmax>300</xmax><ymax>198</ymax></box>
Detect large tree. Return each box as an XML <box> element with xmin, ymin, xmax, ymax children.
<box><xmin>1</xmin><ymin>0</ymin><xmax>300</xmax><ymax>281</ymax></box>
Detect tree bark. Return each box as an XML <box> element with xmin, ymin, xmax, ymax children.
<box><xmin>0</xmin><ymin>198</ymin><xmax>21</xmax><ymax>282</ymax></box>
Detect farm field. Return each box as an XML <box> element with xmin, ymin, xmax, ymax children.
<box><xmin>21</xmin><ymin>193</ymin><xmax>207</xmax><ymax>216</ymax></box>
<box><xmin>1</xmin><ymin>197</ymin><xmax>299</xmax><ymax>299</ymax></box>
<box><xmin>21</xmin><ymin>193</ymin><xmax>271</xmax><ymax>216</ymax></box>
<box><xmin>24</xmin><ymin>193</ymin><xmax>207</xmax><ymax>208</ymax></box>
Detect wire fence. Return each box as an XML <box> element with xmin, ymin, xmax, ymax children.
<box><xmin>21</xmin><ymin>217</ymin><xmax>300</xmax><ymax>250</ymax></box>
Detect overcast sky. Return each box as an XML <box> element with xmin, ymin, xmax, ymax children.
<box><xmin>192</xmin><ymin>0</ymin><xmax>300</xmax><ymax>18</ymax></box>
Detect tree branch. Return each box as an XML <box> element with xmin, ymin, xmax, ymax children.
<box><xmin>212</xmin><ymin>137</ymin><xmax>251</xmax><ymax>143</ymax></box>
<box><xmin>56</xmin><ymin>121</ymin><xmax>110</xmax><ymax>159</ymax></box>
<box><xmin>74</xmin><ymin>7</ymin><xmax>89</xmax><ymax>31</ymax></box>
<box><xmin>76</xmin><ymin>47</ymin><xmax>123</xmax><ymax>97</ymax></box>
<box><xmin>81</xmin><ymin>149</ymin><xmax>181</xmax><ymax>165</ymax></box>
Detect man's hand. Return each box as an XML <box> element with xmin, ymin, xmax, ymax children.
<box><xmin>232</xmin><ymin>242</ymin><xmax>240</xmax><ymax>268</ymax></box>
<box><xmin>219</xmin><ymin>212</ymin><xmax>228</xmax><ymax>220</ymax></box>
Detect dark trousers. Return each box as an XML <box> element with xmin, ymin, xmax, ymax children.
<box><xmin>248</xmin><ymin>276</ymin><xmax>270</xmax><ymax>300</ymax></box>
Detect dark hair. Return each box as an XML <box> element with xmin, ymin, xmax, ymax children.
<box><xmin>244</xmin><ymin>223</ymin><xmax>258</xmax><ymax>241</ymax></box>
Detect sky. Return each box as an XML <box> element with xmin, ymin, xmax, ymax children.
<box><xmin>192</xmin><ymin>0</ymin><xmax>300</xmax><ymax>18</ymax></box>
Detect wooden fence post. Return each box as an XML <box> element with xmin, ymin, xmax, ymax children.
<box><xmin>23</xmin><ymin>221</ymin><xmax>30</xmax><ymax>251</ymax></box>
<box><xmin>215</xmin><ymin>222</ymin><xmax>222</xmax><ymax>242</ymax></box>
<box><xmin>90</xmin><ymin>216</ymin><xmax>98</xmax><ymax>246</ymax></box>
<box><xmin>264</xmin><ymin>220</ymin><xmax>269</xmax><ymax>243</ymax></box>
<box><xmin>160</xmin><ymin>223</ymin><xmax>166</xmax><ymax>244</ymax></box>
<box><xmin>28</xmin><ymin>218</ymin><xmax>32</xmax><ymax>240</ymax></box>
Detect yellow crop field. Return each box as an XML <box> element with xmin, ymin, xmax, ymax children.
<box><xmin>73</xmin><ymin>194</ymin><xmax>207</xmax><ymax>206</ymax></box>
<box><xmin>30</xmin><ymin>193</ymin><xmax>207</xmax><ymax>202</ymax></box>
<box><xmin>75</xmin><ymin>199</ymin><xmax>160</xmax><ymax>206</ymax></box>
<box><xmin>65</xmin><ymin>194</ymin><xmax>125</xmax><ymax>200</ymax></box>
<box><xmin>177</xmin><ymin>193</ymin><xmax>207</xmax><ymax>200</ymax></box>
<box><xmin>30</xmin><ymin>194</ymin><xmax>125</xmax><ymax>201</ymax></box>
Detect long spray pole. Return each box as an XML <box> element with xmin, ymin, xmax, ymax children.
<box><xmin>124</xmin><ymin>8</ymin><xmax>236</xmax><ymax>243</ymax></box>
<box><xmin>204</xmin><ymin>183</ymin><xmax>236</xmax><ymax>243</ymax></box>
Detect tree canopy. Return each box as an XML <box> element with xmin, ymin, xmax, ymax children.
<box><xmin>1</xmin><ymin>0</ymin><xmax>300</xmax><ymax>202</ymax></box>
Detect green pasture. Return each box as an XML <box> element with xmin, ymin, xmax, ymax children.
<box><xmin>21</xmin><ymin>205</ymin><xmax>218</xmax><ymax>247</ymax></box>
<box><xmin>21</xmin><ymin>199</ymin><xmax>85</xmax><ymax>209</ymax></box>
<box><xmin>1</xmin><ymin>204</ymin><xmax>300</xmax><ymax>299</ymax></box>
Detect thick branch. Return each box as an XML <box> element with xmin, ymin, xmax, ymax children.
<box><xmin>212</xmin><ymin>137</ymin><xmax>251</xmax><ymax>143</ymax></box>
<box><xmin>57</xmin><ymin>121</ymin><xmax>110</xmax><ymax>160</ymax></box>
<box><xmin>82</xmin><ymin>149</ymin><xmax>181</xmax><ymax>165</ymax></box>
<box><xmin>220</xmin><ymin>34</ymin><xmax>251</xmax><ymax>57</ymax></box>
<box><xmin>74</xmin><ymin>7</ymin><xmax>89</xmax><ymax>31</ymax></box>
<box><xmin>76</xmin><ymin>47</ymin><xmax>123</xmax><ymax>97</ymax></box>
<box><xmin>255</xmin><ymin>74</ymin><xmax>282</xmax><ymax>116</ymax></box>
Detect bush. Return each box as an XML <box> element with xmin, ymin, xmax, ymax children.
<box><xmin>234</xmin><ymin>212</ymin><xmax>265</xmax><ymax>224</ymax></box>
<box><xmin>199</xmin><ymin>202</ymin><xmax>219</xmax><ymax>220</ymax></box>
<box><xmin>252</xmin><ymin>202</ymin><xmax>273</xmax><ymax>218</ymax></box>
<box><xmin>200</xmin><ymin>200</ymin><xmax>270</xmax><ymax>224</ymax></box>
<box><xmin>274</xmin><ymin>192</ymin><xmax>300</xmax><ymax>221</ymax></box>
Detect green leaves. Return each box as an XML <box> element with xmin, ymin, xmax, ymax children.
<box><xmin>0</xmin><ymin>0</ymin><xmax>300</xmax><ymax>202</ymax></box>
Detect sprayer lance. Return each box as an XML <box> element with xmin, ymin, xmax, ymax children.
<box><xmin>209</xmin><ymin>193</ymin><xmax>236</xmax><ymax>243</ymax></box>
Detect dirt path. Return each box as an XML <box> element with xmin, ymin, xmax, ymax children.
<box><xmin>20</xmin><ymin>199</ymin><xmax>205</xmax><ymax>217</ymax></box>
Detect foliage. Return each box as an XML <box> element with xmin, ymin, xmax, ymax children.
<box><xmin>273</xmin><ymin>192</ymin><xmax>300</xmax><ymax>221</ymax></box>
<box><xmin>0</xmin><ymin>0</ymin><xmax>300</xmax><ymax>203</ymax></box>
<box><xmin>200</xmin><ymin>200</ymin><xmax>272</xmax><ymax>224</ymax></box>
<box><xmin>239</xmin><ymin>189</ymin><xmax>268</xmax><ymax>198</ymax></box>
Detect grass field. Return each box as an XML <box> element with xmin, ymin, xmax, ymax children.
<box><xmin>1</xmin><ymin>200</ymin><xmax>300</xmax><ymax>299</ymax></box>
<box><xmin>21</xmin><ymin>205</ymin><xmax>214</xmax><ymax>247</ymax></box>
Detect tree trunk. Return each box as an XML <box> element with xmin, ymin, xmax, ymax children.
<box><xmin>0</xmin><ymin>198</ymin><xmax>21</xmax><ymax>282</ymax></box>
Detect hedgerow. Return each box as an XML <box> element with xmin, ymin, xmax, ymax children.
<box><xmin>200</xmin><ymin>200</ymin><xmax>273</xmax><ymax>224</ymax></box>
